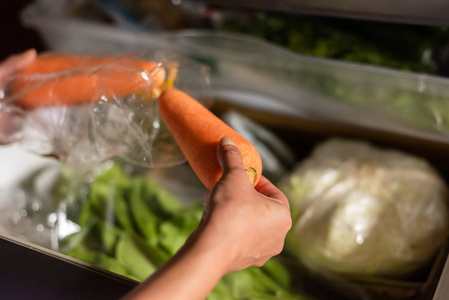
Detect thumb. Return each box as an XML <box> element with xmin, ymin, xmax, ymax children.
<box><xmin>217</xmin><ymin>136</ymin><xmax>246</xmax><ymax>175</ymax></box>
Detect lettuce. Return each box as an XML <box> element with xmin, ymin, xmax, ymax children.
<box><xmin>280</xmin><ymin>138</ymin><xmax>449</xmax><ymax>279</ymax></box>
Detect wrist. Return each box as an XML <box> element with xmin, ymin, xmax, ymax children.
<box><xmin>123</xmin><ymin>229</ymin><xmax>230</xmax><ymax>300</ymax></box>
<box><xmin>186</xmin><ymin>229</ymin><xmax>228</xmax><ymax>275</ymax></box>
<box><xmin>189</xmin><ymin>223</ymin><xmax>239</xmax><ymax>275</ymax></box>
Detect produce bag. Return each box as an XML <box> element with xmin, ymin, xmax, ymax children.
<box><xmin>0</xmin><ymin>158</ymin><xmax>314</xmax><ymax>300</ymax></box>
<box><xmin>0</xmin><ymin>50</ymin><xmax>209</xmax><ymax>167</ymax></box>
<box><xmin>19</xmin><ymin>0</ymin><xmax>449</xmax><ymax>144</ymax></box>
<box><xmin>279</xmin><ymin>138</ymin><xmax>449</xmax><ymax>297</ymax></box>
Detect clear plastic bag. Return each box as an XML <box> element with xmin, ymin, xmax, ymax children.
<box><xmin>0</xmin><ymin>50</ymin><xmax>210</xmax><ymax>167</ymax></box>
<box><xmin>280</xmin><ymin>138</ymin><xmax>449</xmax><ymax>280</ymax></box>
<box><xmin>0</xmin><ymin>159</ymin><xmax>314</xmax><ymax>299</ymax></box>
<box><xmin>21</xmin><ymin>0</ymin><xmax>449</xmax><ymax>143</ymax></box>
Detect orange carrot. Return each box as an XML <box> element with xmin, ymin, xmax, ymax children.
<box><xmin>9</xmin><ymin>54</ymin><xmax>166</xmax><ymax>109</ymax></box>
<box><xmin>158</xmin><ymin>88</ymin><xmax>262</xmax><ymax>189</ymax></box>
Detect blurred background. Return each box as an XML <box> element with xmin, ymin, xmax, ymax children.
<box><xmin>0</xmin><ymin>0</ymin><xmax>46</xmax><ymax>60</ymax></box>
<box><xmin>2</xmin><ymin>0</ymin><xmax>449</xmax><ymax>76</ymax></box>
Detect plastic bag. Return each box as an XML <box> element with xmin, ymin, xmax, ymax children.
<box><xmin>0</xmin><ymin>50</ymin><xmax>210</xmax><ymax>167</ymax></box>
<box><xmin>280</xmin><ymin>138</ymin><xmax>449</xmax><ymax>280</ymax></box>
<box><xmin>0</xmin><ymin>159</ymin><xmax>314</xmax><ymax>299</ymax></box>
<box><xmin>20</xmin><ymin>0</ymin><xmax>449</xmax><ymax>143</ymax></box>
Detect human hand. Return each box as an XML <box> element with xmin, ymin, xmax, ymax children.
<box><xmin>195</xmin><ymin>136</ymin><xmax>292</xmax><ymax>274</ymax></box>
<box><xmin>123</xmin><ymin>137</ymin><xmax>292</xmax><ymax>300</ymax></box>
<box><xmin>0</xmin><ymin>49</ymin><xmax>37</xmax><ymax>145</ymax></box>
<box><xmin>0</xmin><ymin>49</ymin><xmax>36</xmax><ymax>88</ymax></box>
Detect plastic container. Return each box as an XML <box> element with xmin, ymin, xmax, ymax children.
<box><xmin>193</xmin><ymin>0</ymin><xmax>449</xmax><ymax>26</ymax></box>
<box><xmin>12</xmin><ymin>2</ymin><xmax>449</xmax><ymax>299</ymax></box>
<box><xmin>21</xmin><ymin>1</ymin><xmax>449</xmax><ymax>146</ymax></box>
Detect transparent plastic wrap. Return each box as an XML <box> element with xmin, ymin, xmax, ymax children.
<box><xmin>0</xmin><ymin>51</ymin><xmax>210</xmax><ymax>167</ymax></box>
<box><xmin>0</xmin><ymin>158</ymin><xmax>315</xmax><ymax>300</ymax></box>
<box><xmin>20</xmin><ymin>0</ymin><xmax>449</xmax><ymax>144</ymax></box>
<box><xmin>279</xmin><ymin>138</ymin><xmax>449</xmax><ymax>297</ymax></box>
<box><xmin>186</xmin><ymin>34</ymin><xmax>449</xmax><ymax>143</ymax></box>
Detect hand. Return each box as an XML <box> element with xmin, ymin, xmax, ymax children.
<box><xmin>124</xmin><ymin>137</ymin><xmax>292</xmax><ymax>300</ymax></box>
<box><xmin>197</xmin><ymin>136</ymin><xmax>292</xmax><ymax>273</ymax></box>
<box><xmin>0</xmin><ymin>49</ymin><xmax>37</xmax><ymax>145</ymax></box>
<box><xmin>0</xmin><ymin>49</ymin><xmax>36</xmax><ymax>88</ymax></box>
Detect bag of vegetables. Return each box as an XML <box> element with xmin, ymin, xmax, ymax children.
<box><xmin>280</xmin><ymin>138</ymin><xmax>449</xmax><ymax>281</ymax></box>
<box><xmin>0</xmin><ymin>51</ymin><xmax>209</xmax><ymax>167</ymax></box>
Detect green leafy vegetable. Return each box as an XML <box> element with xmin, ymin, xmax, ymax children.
<box><xmin>129</xmin><ymin>178</ymin><xmax>159</xmax><ymax>244</ymax></box>
<box><xmin>97</xmin><ymin>220</ymin><xmax>122</xmax><ymax>256</ymax></box>
<box><xmin>280</xmin><ymin>138</ymin><xmax>449</xmax><ymax>279</ymax></box>
<box><xmin>221</xmin><ymin>12</ymin><xmax>442</xmax><ymax>74</ymax></box>
<box><xmin>61</xmin><ymin>162</ymin><xmax>313</xmax><ymax>299</ymax></box>
<box><xmin>66</xmin><ymin>245</ymin><xmax>135</xmax><ymax>280</ymax></box>
<box><xmin>116</xmin><ymin>233</ymin><xmax>157</xmax><ymax>281</ymax></box>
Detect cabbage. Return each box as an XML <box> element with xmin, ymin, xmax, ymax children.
<box><xmin>280</xmin><ymin>138</ymin><xmax>449</xmax><ymax>279</ymax></box>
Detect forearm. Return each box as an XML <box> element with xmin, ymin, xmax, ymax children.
<box><xmin>122</xmin><ymin>231</ymin><xmax>227</xmax><ymax>300</ymax></box>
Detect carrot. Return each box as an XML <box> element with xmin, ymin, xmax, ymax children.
<box><xmin>158</xmin><ymin>88</ymin><xmax>262</xmax><ymax>189</ymax></box>
<box><xmin>9</xmin><ymin>54</ymin><xmax>166</xmax><ymax>109</ymax></box>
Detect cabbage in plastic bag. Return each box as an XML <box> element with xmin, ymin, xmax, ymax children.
<box><xmin>280</xmin><ymin>138</ymin><xmax>449</xmax><ymax>279</ymax></box>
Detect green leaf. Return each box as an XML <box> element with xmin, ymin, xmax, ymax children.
<box><xmin>260</xmin><ymin>258</ymin><xmax>291</xmax><ymax>289</ymax></box>
<box><xmin>217</xmin><ymin>266</ymin><xmax>307</xmax><ymax>300</ymax></box>
<box><xmin>116</xmin><ymin>233</ymin><xmax>157</xmax><ymax>281</ymax></box>
<box><xmin>92</xmin><ymin>164</ymin><xmax>131</xmax><ymax>189</ymax></box>
<box><xmin>111</xmin><ymin>191</ymin><xmax>134</xmax><ymax>231</ymax></box>
<box><xmin>158</xmin><ymin>222</ymin><xmax>192</xmax><ymax>255</ymax></box>
<box><xmin>141</xmin><ymin>180</ymin><xmax>181</xmax><ymax>219</ymax></box>
<box><xmin>96</xmin><ymin>220</ymin><xmax>123</xmax><ymax>255</ymax></box>
<box><xmin>171</xmin><ymin>201</ymin><xmax>203</xmax><ymax>231</ymax></box>
<box><xmin>78</xmin><ymin>199</ymin><xmax>97</xmax><ymax>228</ymax></box>
<box><xmin>129</xmin><ymin>178</ymin><xmax>159</xmax><ymax>244</ymax></box>
<box><xmin>88</xmin><ymin>178</ymin><xmax>134</xmax><ymax>232</ymax></box>
<box><xmin>208</xmin><ymin>281</ymin><xmax>234</xmax><ymax>300</ymax></box>
<box><xmin>128</xmin><ymin>233</ymin><xmax>172</xmax><ymax>267</ymax></box>
<box><xmin>66</xmin><ymin>245</ymin><xmax>134</xmax><ymax>280</ymax></box>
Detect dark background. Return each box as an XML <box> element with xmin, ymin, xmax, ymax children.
<box><xmin>0</xmin><ymin>0</ymin><xmax>46</xmax><ymax>61</ymax></box>
<box><xmin>0</xmin><ymin>236</ymin><xmax>136</xmax><ymax>299</ymax></box>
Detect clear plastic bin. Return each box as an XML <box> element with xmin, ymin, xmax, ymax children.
<box><xmin>12</xmin><ymin>2</ymin><xmax>449</xmax><ymax>299</ymax></box>
<box><xmin>21</xmin><ymin>1</ymin><xmax>449</xmax><ymax>145</ymax></box>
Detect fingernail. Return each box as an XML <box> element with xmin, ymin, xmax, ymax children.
<box><xmin>220</xmin><ymin>136</ymin><xmax>235</xmax><ymax>146</ymax></box>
